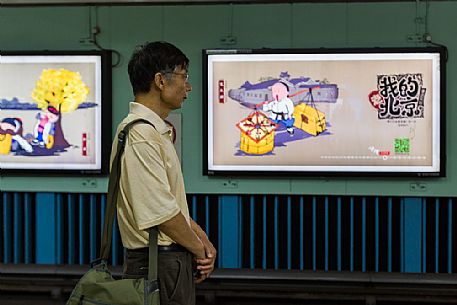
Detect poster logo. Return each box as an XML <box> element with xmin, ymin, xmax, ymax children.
<box><xmin>375</xmin><ymin>73</ymin><xmax>426</xmax><ymax>119</ymax></box>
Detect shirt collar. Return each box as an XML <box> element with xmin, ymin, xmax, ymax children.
<box><xmin>129</xmin><ymin>102</ymin><xmax>169</xmax><ymax>135</ymax></box>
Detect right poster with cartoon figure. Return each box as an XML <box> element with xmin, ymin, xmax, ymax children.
<box><xmin>205</xmin><ymin>49</ymin><xmax>443</xmax><ymax>176</ymax></box>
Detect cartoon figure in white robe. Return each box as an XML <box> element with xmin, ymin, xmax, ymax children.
<box><xmin>263</xmin><ymin>82</ymin><xmax>295</xmax><ymax>134</ymax></box>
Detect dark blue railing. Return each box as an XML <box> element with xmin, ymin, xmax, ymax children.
<box><xmin>1</xmin><ymin>192</ymin><xmax>456</xmax><ymax>274</ymax></box>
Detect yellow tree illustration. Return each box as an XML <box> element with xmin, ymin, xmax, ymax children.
<box><xmin>31</xmin><ymin>69</ymin><xmax>89</xmax><ymax>150</ymax></box>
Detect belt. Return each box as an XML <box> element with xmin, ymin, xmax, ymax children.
<box><xmin>127</xmin><ymin>244</ymin><xmax>187</xmax><ymax>253</ymax></box>
<box><xmin>159</xmin><ymin>244</ymin><xmax>187</xmax><ymax>253</ymax></box>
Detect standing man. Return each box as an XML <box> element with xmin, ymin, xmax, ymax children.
<box><xmin>110</xmin><ymin>41</ymin><xmax>216</xmax><ymax>305</ymax></box>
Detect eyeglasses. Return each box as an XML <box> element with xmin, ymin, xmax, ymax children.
<box><xmin>163</xmin><ymin>71</ymin><xmax>189</xmax><ymax>81</ymax></box>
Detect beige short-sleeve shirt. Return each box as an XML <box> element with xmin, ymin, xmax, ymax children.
<box><xmin>110</xmin><ymin>102</ymin><xmax>190</xmax><ymax>248</ymax></box>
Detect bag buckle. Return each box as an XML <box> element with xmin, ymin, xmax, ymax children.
<box><xmin>118</xmin><ymin>130</ymin><xmax>126</xmax><ymax>144</ymax></box>
<box><xmin>146</xmin><ymin>279</ymin><xmax>159</xmax><ymax>293</ymax></box>
<box><xmin>90</xmin><ymin>258</ymin><xmax>107</xmax><ymax>268</ymax></box>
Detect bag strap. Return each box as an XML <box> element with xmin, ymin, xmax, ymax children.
<box><xmin>99</xmin><ymin>118</ymin><xmax>158</xmax><ymax>281</ymax></box>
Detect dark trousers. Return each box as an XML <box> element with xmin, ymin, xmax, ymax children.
<box><xmin>123</xmin><ymin>248</ymin><xmax>195</xmax><ymax>305</ymax></box>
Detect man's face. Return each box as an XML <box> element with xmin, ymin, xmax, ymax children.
<box><xmin>161</xmin><ymin>66</ymin><xmax>192</xmax><ymax>111</ymax></box>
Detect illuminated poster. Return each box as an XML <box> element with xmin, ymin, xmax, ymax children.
<box><xmin>205</xmin><ymin>49</ymin><xmax>443</xmax><ymax>176</ymax></box>
<box><xmin>0</xmin><ymin>52</ymin><xmax>110</xmax><ymax>173</ymax></box>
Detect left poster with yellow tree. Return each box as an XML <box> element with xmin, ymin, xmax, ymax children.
<box><xmin>0</xmin><ymin>53</ymin><xmax>106</xmax><ymax>172</ymax></box>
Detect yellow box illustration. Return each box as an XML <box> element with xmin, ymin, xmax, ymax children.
<box><xmin>236</xmin><ymin>111</ymin><xmax>277</xmax><ymax>155</ymax></box>
<box><xmin>0</xmin><ymin>134</ymin><xmax>12</xmax><ymax>155</ymax></box>
<box><xmin>293</xmin><ymin>103</ymin><xmax>326</xmax><ymax>136</ymax></box>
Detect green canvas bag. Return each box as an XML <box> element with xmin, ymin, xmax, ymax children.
<box><xmin>67</xmin><ymin>119</ymin><xmax>160</xmax><ymax>305</ymax></box>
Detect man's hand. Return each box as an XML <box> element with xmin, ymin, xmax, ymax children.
<box><xmin>190</xmin><ymin>219</ymin><xmax>217</xmax><ymax>283</ymax></box>
<box><xmin>194</xmin><ymin>239</ymin><xmax>217</xmax><ymax>283</ymax></box>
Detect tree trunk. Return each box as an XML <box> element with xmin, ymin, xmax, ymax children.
<box><xmin>53</xmin><ymin>115</ymin><xmax>70</xmax><ymax>151</ymax></box>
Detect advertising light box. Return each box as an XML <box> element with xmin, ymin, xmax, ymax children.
<box><xmin>0</xmin><ymin>51</ymin><xmax>112</xmax><ymax>174</ymax></box>
<box><xmin>203</xmin><ymin>47</ymin><xmax>445</xmax><ymax>177</ymax></box>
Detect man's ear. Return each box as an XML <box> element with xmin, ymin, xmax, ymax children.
<box><xmin>154</xmin><ymin>72</ymin><xmax>166</xmax><ymax>90</ymax></box>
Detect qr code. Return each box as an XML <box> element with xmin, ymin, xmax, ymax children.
<box><xmin>394</xmin><ymin>138</ymin><xmax>410</xmax><ymax>154</ymax></box>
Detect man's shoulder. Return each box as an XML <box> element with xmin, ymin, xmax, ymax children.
<box><xmin>118</xmin><ymin>113</ymin><xmax>155</xmax><ymax>129</ymax></box>
<box><xmin>120</xmin><ymin>114</ymin><xmax>161</xmax><ymax>144</ymax></box>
